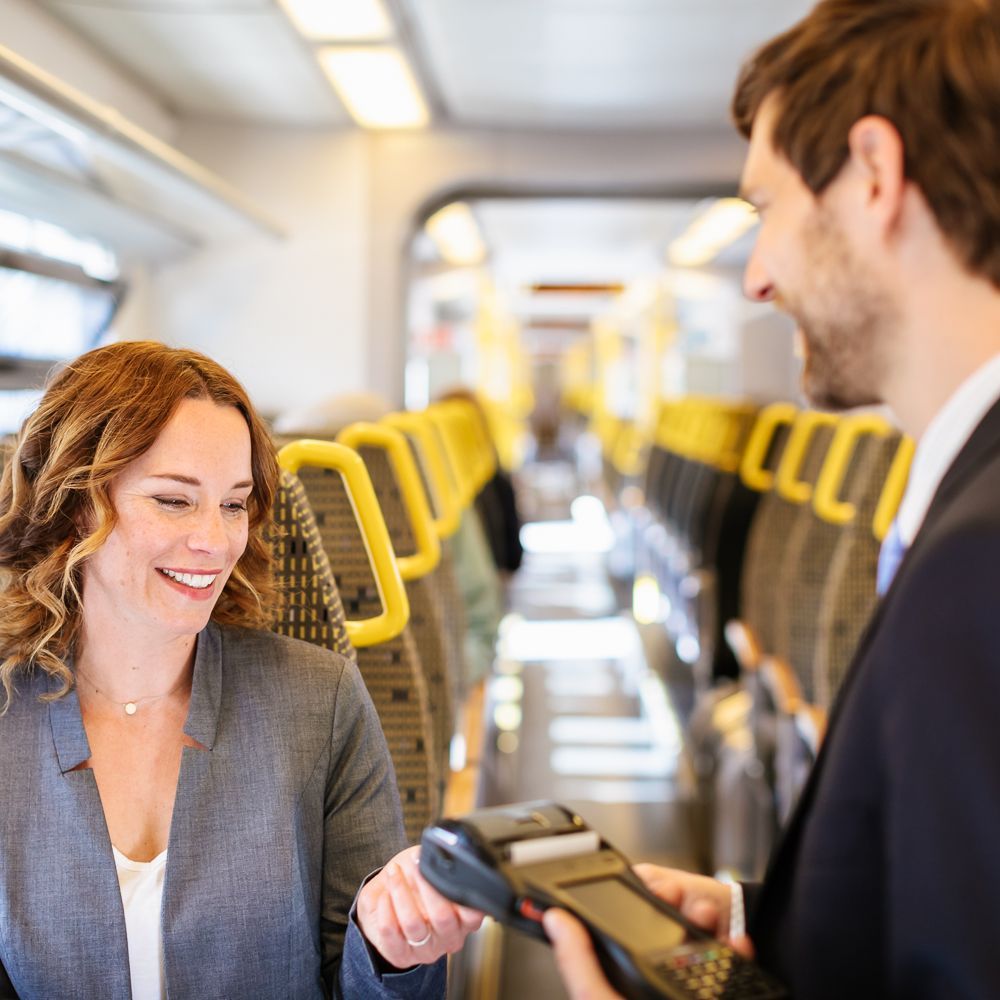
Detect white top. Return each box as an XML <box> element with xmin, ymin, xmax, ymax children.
<box><xmin>895</xmin><ymin>352</ymin><xmax>1000</xmax><ymax>546</ymax></box>
<box><xmin>112</xmin><ymin>845</ymin><xmax>168</xmax><ymax>1000</ymax></box>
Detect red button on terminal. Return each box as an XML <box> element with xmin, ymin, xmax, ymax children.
<box><xmin>518</xmin><ymin>898</ymin><xmax>547</xmax><ymax>922</ymax></box>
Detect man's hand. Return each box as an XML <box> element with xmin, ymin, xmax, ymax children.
<box><xmin>356</xmin><ymin>845</ymin><xmax>484</xmax><ymax>970</ymax></box>
<box><xmin>542</xmin><ymin>865</ymin><xmax>755</xmax><ymax>1000</ymax></box>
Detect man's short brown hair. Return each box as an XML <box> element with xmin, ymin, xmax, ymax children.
<box><xmin>733</xmin><ymin>0</ymin><xmax>1000</xmax><ymax>287</ymax></box>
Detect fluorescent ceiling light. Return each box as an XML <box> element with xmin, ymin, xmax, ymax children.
<box><xmin>425</xmin><ymin>202</ymin><xmax>487</xmax><ymax>267</ymax></box>
<box><xmin>668</xmin><ymin>198</ymin><xmax>758</xmax><ymax>268</ymax></box>
<box><xmin>281</xmin><ymin>0</ymin><xmax>392</xmax><ymax>41</ymax></box>
<box><xmin>317</xmin><ymin>47</ymin><xmax>429</xmax><ymax>129</ymax></box>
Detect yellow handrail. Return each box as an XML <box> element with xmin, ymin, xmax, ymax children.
<box><xmin>427</xmin><ymin>405</ymin><xmax>474</xmax><ymax>509</ymax></box>
<box><xmin>813</xmin><ymin>414</ymin><xmax>892</xmax><ymax>525</ymax></box>
<box><xmin>277</xmin><ymin>439</ymin><xmax>410</xmax><ymax>648</ymax></box>
<box><xmin>382</xmin><ymin>411</ymin><xmax>461</xmax><ymax>539</ymax></box>
<box><xmin>873</xmin><ymin>435</ymin><xmax>916</xmax><ymax>541</ymax></box>
<box><xmin>740</xmin><ymin>402</ymin><xmax>798</xmax><ymax>492</ymax></box>
<box><xmin>774</xmin><ymin>410</ymin><xmax>840</xmax><ymax>504</ymax></box>
<box><xmin>451</xmin><ymin>398</ymin><xmax>498</xmax><ymax>485</ymax></box>
<box><xmin>335</xmin><ymin>422</ymin><xmax>442</xmax><ymax>581</ymax></box>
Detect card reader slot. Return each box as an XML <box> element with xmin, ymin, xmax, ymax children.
<box><xmin>508</xmin><ymin>830</ymin><xmax>600</xmax><ymax>866</ymax></box>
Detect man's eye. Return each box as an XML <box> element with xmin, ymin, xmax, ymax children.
<box><xmin>154</xmin><ymin>496</ymin><xmax>189</xmax><ymax>509</ymax></box>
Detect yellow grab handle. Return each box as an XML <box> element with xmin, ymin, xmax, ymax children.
<box><xmin>740</xmin><ymin>402</ymin><xmax>798</xmax><ymax>492</ymax></box>
<box><xmin>775</xmin><ymin>410</ymin><xmax>840</xmax><ymax>504</ymax></box>
<box><xmin>451</xmin><ymin>398</ymin><xmax>498</xmax><ymax>484</ymax></box>
<box><xmin>382</xmin><ymin>411</ymin><xmax>461</xmax><ymax>539</ymax></box>
<box><xmin>277</xmin><ymin>439</ymin><xmax>410</xmax><ymax>648</ymax></box>
<box><xmin>442</xmin><ymin>400</ymin><xmax>492</xmax><ymax>491</ymax></box>
<box><xmin>427</xmin><ymin>405</ymin><xmax>474</xmax><ymax>509</ymax></box>
<box><xmin>335</xmin><ymin>422</ymin><xmax>441</xmax><ymax>581</ymax></box>
<box><xmin>813</xmin><ymin>414</ymin><xmax>892</xmax><ymax>525</ymax></box>
<box><xmin>873</xmin><ymin>435</ymin><xmax>916</xmax><ymax>541</ymax></box>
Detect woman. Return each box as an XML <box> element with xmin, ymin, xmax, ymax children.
<box><xmin>0</xmin><ymin>342</ymin><xmax>480</xmax><ymax>999</ymax></box>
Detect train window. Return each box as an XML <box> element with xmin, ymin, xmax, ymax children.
<box><xmin>0</xmin><ymin>260</ymin><xmax>118</xmax><ymax>360</ymax></box>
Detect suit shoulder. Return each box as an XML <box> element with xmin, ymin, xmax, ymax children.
<box><xmin>214</xmin><ymin>625</ymin><xmax>359</xmax><ymax>708</ymax></box>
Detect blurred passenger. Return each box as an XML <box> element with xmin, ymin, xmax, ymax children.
<box><xmin>545</xmin><ymin>1</ymin><xmax>1000</xmax><ymax>997</ymax></box>
<box><xmin>0</xmin><ymin>343</ymin><xmax>479</xmax><ymax>999</ymax></box>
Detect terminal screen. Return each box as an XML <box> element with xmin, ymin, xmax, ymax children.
<box><xmin>561</xmin><ymin>878</ymin><xmax>689</xmax><ymax>953</ymax></box>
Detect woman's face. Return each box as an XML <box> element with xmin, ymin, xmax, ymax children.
<box><xmin>80</xmin><ymin>397</ymin><xmax>254</xmax><ymax>643</ymax></box>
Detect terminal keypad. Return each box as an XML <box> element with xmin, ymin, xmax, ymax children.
<box><xmin>656</xmin><ymin>946</ymin><xmax>783</xmax><ymax>998</ymax></box>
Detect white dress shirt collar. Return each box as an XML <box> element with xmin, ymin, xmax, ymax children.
<box><xmin>895</xmin><ymin>351</ymin><xmax>1000</xmax><ymax>546</ymax></box>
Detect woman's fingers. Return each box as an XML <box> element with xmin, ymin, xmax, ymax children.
<box><xmin>385</xmin><ymin>861</ymin><xmax>434</xmax><ymax>946</ymax></box>
<box><xmin>356</xmin><ymin>846</ymin><xmax>487</xmax><ymax>968</ymax></box>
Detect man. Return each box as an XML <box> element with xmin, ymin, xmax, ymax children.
<box><xmin>543</xmin><ymin>1</ymin><xmax>1000</xmax><ymax>996</ymax></box>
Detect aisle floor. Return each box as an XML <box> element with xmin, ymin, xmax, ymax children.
<box><xmin>479</xmin><ymin>461</ymin><xmax>698</xmax><ymax>1000</ymax></box>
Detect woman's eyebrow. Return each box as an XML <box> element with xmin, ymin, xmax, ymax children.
<box><xmin>146</xmin><ymin>473</ymin><xmax>253</xmax><ymax>490</ymax></box>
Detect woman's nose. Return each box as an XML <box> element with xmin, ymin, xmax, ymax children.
<box><xmin>187</xmin><ymin>507</ymin><xmax>229</xmax><ymax>553</ymax></box>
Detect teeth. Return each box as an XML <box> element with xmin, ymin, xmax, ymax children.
<box><xmin>160</xmin><ymin>569</ymin><xmax>217</xmax><ymax>589</ymax></box>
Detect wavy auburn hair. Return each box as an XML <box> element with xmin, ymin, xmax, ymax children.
<box><xmin>0</xmin><ymin>341</ymin><xmax>279</xmax><ymax>710</ymax></box>
<box><xmin>732</xmin><ymin>0</ymin><xmax>1000</xmax><ymax>289</ymax></box>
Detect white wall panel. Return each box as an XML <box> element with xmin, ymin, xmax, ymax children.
<box><xmin>144</xmin><ymin>123</ymin><xmax>370</xmax><ymax>418</ymax></box>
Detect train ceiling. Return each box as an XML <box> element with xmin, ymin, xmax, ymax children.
<box><xmin>38</xmin><ymin>0</ymin><xmax>813</xmax><ymax>131</ymax></box>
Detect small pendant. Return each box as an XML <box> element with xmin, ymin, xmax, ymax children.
<box><xmin>124</xmin><ymin>702</ymin><xmax>137</xmax><ymax>716</ymax></box>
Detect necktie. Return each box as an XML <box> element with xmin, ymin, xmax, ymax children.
<box><xmin>876</xmin><ymin>520</ymin><xmax>907</xmax><ymax>597</ymax></box>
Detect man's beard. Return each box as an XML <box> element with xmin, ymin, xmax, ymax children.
<box><xmin>788</xmin><ymin>209</ymin><xmax>897</xmax><ymax>411</ymax></box>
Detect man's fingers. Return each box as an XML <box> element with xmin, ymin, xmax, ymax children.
<box><xmin>683</xmin><ymin>897</ymin><xmax>723</xmax><ymax>932</ymax></box>
<box><xmin>730</xmin><ymin>934</ymin><xmax>756</xmax><ymax>961</ymax></box>
<box><xmin>542</xmin><ymin>909</ymin><xmax>623</xmax><ymax>1000</ymax></box>
<box><xmin>632</xmin><ymin>864</ymin><xmax>684</xmax><ymax>906</ymax></box>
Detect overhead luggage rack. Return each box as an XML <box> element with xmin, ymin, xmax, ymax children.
<box><xmin>0</xmin><ymin>44</ymin><xmax>286</xmax><ymax>261</ymax></box>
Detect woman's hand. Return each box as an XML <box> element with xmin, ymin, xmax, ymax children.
<box><xmin>356</xmin><ymin>845</ymin><xmax>485</xmax><ymax>969</ymax></box>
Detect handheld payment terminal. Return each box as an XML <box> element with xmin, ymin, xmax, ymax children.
<box><xmin>419</xmin><ymin>802</ymin><xmax>787</xmax><ymax>1000</ymax></box>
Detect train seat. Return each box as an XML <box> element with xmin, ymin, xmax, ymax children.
<box><xmin>275</xmin><ymin>441</ymin><xmax>438</xmax><ymax>844</ymax></box>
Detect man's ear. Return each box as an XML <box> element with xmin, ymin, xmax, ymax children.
<box><xmin>846</xmin><ymin>115</ymin><xmax>906</xmax><ymax>231</ymax></box>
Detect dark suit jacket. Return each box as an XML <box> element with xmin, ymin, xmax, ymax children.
<box><xmin>748</xmin><ymin>397</ymin><xmax>1000</xmax><ymax>999</ymax></box>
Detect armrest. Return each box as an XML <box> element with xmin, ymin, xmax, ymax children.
<box><xmin>794</xmin><ymin>703</ymin><xmax>828</xmax><ymax>757</ymax></box>
<box><xmin>758</xmin><ymin>655</ymin><xmax>804</xmax><ymax>715</ymax></box>
<box><xmin>724</xmin><ymin>619</ymin><xmax>763</xmax><ymax>673</ymax></box>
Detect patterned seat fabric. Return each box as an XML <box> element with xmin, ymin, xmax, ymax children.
<box><xmin>771</xmin><ymin>427</ymin><xmax>867</xmax><ymax>702</ymax></box>
<box><xmin>741</xmin><ymin>424</ymin><xmax>835</xmax><ymax>654</ymax></box>
<box><xmin>358</xmin><ymin>444</ymin><xmax>457</xmax><ymax>788</ymax></box>
<box><xmin>292</xmin><ymin>462</ymin><xmax>439</xmax><ymax>843</ymax></box>
<box><xmin>812</xmin><ymin>432</ymin><xmax>901</xmax><ymax>708</ymax></box>
<box><xmin>271</xmin><ymin>469</ymin><xmax>355</xmax><ymax>661</ymax></box>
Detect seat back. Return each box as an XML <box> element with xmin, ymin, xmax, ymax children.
<box><xmin>271</xmin><ymin>469</ymin><xmax>354</xmax><ymax>662</ymax></box>
<box><xmin>278</xmin><ymin>445</ymin><xmax>439</xmax><ymax>843</ymax></box>
<box><xmin>813</xmin><ymin>432</ymin><xmax>912</xmax><ymax>707</ymax></box>
<box><xmin>353</xmin><ymin>435</ymin><xmax>457</xmax><ymax>785</ymax></box>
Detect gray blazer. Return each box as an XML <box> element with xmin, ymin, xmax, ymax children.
<box><xmin>0</xmin><ymin>623</ymin><xmax>444</xmax><ymax>999</ymax></box>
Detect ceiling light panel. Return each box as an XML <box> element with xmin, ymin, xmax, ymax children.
<box><xmin>280</xmin><ymin>0</ymin><xmax>393</xmax><ymax>41</ymax></box>
<box><xmin>668</xmin><ymin>198</ymin><xmax>758</xmax><ymax>268</ymax></box>
<box><xmin>317</xmin><ymin>46</ymin><xmax>429</xmax><ymax>128</ymax></box>
<box><xmin>425</xmin><ymin>202</ymin><xmax>486</xmax><ymax>266</ymax></box>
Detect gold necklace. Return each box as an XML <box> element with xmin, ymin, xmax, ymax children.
<box><xmin>74</xmin><ymin>666</ymin><xmax>191</xmax><ymax>716</ymax></box>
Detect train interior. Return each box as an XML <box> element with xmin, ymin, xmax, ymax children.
<box><xmin>0</xmin><ymin>2</ymin><xmax>911</xmax><ymax>996</ymax></box>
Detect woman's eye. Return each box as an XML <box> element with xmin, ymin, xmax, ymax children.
<box><xmin>154</xmin><ymin>496</ymin><xmax>189</xmax><ymax>509</ymax></box>
<box><xmin>223</xmin><ymin>501</ymin><xmax>249</xmax><ymax>514</ymax></box>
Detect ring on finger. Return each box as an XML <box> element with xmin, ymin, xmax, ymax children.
<box><xmin>405</xmin><ymin>928</ymin><xmax>433</xmax><ymax>948</ymax></box>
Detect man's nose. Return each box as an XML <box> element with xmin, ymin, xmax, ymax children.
<box><xmin>742</xmin><ymin>243</ymin><xmax>774</xmax><ymax>302</ymax></box>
